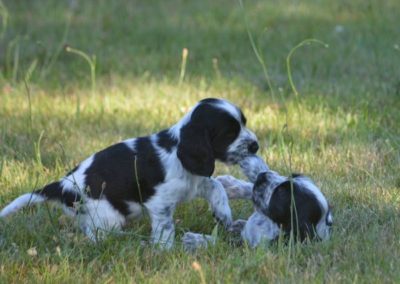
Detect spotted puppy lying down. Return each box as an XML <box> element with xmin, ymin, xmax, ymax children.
<box><xmin>182</xmin><ymin>155</ymin><xmax>333</xmax><ymax>250</ymax></box>
<box><xmin>0</xmin><ymin>98</ymin><xmax>259</xmax><ymax>248</ymax></box>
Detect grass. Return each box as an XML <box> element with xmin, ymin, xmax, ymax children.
<box><xmin>0</xmin><ymin>0</ymin><xmax>399</xmax><ymax>282</ymax></box>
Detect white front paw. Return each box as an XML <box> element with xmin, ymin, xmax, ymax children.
<box><xmin>229</xmin><ymin>219</ymin><xmax>247</xmax><ymax>234</ymax></box>
<box><xmin>181</xmin><ymin>232</ymin><xmax>216</xmax><ymax>252</ymax></box>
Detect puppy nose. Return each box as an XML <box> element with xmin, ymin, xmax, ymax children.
<box><xmin>248</xmin><ymin>141</ymin><xmax>259</xmax><ymax>154</ymax></box>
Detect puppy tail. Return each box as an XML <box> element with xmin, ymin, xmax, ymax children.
<box><xmin>0</xmin><ymin>182</ymin><xmax>81</xmax><ymax>218</ymax></box>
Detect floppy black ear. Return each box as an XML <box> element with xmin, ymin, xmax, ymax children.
<box><xmin>177</xmin><ymin>123</ymin><xmax>215</xmax><ymax>177</ymax></box>
<box><xmin>267</xmin><ymin>180</ymin><xmax>322</xmax><ymax>241</ymax></box>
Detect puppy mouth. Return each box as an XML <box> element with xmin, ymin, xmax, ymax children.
<box><xmin>224</xmin><ymin>141</ymin><xmax>260</xmax><ymax>164</ymax></box>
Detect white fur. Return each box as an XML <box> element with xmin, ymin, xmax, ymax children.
<box><xmin>316</xmin><ymin>216</ymin><xmax>331</xmax><ymax>240</ymax></box>
<box><xmin>216</xmin><ymin>175</ymin><xmax>253</xmax><ymax>200</ymax></box>
<box><xmin>181</xmin><ymin>232</ymin><xmax>216</xmax><ymax>251</ymax></box>
<box><xmin>123</xmin><ymin>138</ymin><xmax>137</xmax><ymax>150</ymax></box>
<box><xmin>0</xmin><ymin>193</ymin><xmax>46</xmax><ymax>217</ymax></box>
<box><xmin>239</xmin><ymin>155</ymin><xmax>269</xmax><ymax>183</ymax></box>
<box><xmin>181</xmin><ymin>212</ymin><xmax>280</xmax><ymax>251</ymax></box>
<box><xmin>169</xmin><ymin>106</ymin><xmax>194</xmax><ymax>140</ymax></box>
<box><xmin>125</xmin><ymin>201</ymin><xmax>143</xmax><ymax>219</ymax></box>
<box><xmin>242</xmin><ymin>212</ymin><xmax>280</xmax><ymax>248</ymax></box>
<box><xmin>61</xmin><ymin>155</ymin><xmax>94</xmax><ymax>193</ymax></box>
<box><xmin>295</xmin><ymin>176</ymin><xmax>329</xmax><ymax>211</ymax></box>
<box><xmin>228</xmin><ymin>128</ymin><xmax>257</xmax><ymax>154</ymax></box>
<box><xmin>200</xmin><ymin>178</ymin><xmax>233</xmax><ymax>227</ymax></box>
<box><xmin>79</xmin><ymin>198</ymin><xmax>126</xmax><ymax>241</ymax></box>
<box><xmin>214</xmin><ymin>100</ymin><xmax>242</xmax><ymax>122</ymax></box>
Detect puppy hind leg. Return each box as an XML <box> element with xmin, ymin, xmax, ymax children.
<box><xmin>78</xmin><ymin>199</ymin><xmax>125</xmax><ymax>242</ymax></box>
<box><xmin>79</xmin><ymin>214</ymin><xmax>124</xmax><ymax>242</ymax></box>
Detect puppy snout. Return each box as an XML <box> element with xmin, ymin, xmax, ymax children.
<box><xmin>248</xmin><ymin>141</ymin><xmax>259</xmax><ymax>154</ymax></box>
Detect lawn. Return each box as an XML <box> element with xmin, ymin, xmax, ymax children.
<box><xmin>0</xmin><ymin>0</ymin><xmax>399</xmax><ymax>282</ymax></box>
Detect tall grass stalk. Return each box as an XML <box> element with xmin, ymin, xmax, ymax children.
<box><xmin>75</xmin><ymin>93</ymin><xmax>81</xmax><ymax>119</ymax></box>
<box><xmin>34</xmin><ymin>131</ymin><xmax>45</xmax><ymax>169</ymax></box>
<box><xmin>179</xmin><ymin>48</ymin><xmax>189</xmax><ymax>85</ymax></box>
<box><xmin>24</xmin><ymin>59</ymin><xmax>38</xmax><ymax>84</ymax></box>
<box><xmin>65</xmin><ymin>45</ymin><xmax>97</xmax><ymax>95</ymax></box>
<box><xmin>212</xmin><ymin>58</ymin><xmax>221</xmax><ymax>79</ymax></box>
<box><xmin>24</xmin><ymin>80</ymin><xmax>33</xmax><ymax>136</ymax></box>
<box><xmin>286</xmin><ymin>39</ymin><xmax>328</xmax><ymax>97</ymax></box>
<box><xmin>134</xmin><ymin>155</ymin><xmax>143</xmax><ymax>204</ymax></box>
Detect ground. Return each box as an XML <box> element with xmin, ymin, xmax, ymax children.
<box><xmin>0</xmin><ymin>0</ymin><xmax>399</xmax><ymax>282</ymax></box>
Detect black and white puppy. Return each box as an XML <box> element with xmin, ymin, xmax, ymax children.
<box><xmin>220</xmin><ymin>155</ymin><xmax>333</xmax><ymax>247</ymax></box>
<box><xmin>182</xmin><ymin>156</ymin><xmax>332</xmax><ymax>250</ymax></box>
<box><xmin>0</xmin><ymin>98</ymin><xmax>259</xmax><ymax>248</ymax></box>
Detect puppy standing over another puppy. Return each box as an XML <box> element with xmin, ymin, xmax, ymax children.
<box><xmin>0</xmin><ymin>98</ymin><xmax>259</xmax><ymax>248</ymax></box>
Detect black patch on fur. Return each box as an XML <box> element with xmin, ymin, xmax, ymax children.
<box><xmin>84</xmin><ymin>139</ymin><xmax>165</xmax><ymax>215</ymax></box>
<box><xmin>266</xmin><ymin>180</ymin><xmax>322</xmax><ymax>241</ymax></box>
<box><xmin>201</xmin><ymin>98</ymin><xmax>246</xmax><ymax>126</ymax></box>
<box><xmin>35</xmin><ymin>182</ymin><xmax>80</xmax><ymax>208</ymax></box>
<box><xmin>178</xmin><ymin>121</ymin><xmax>215</xmax><ymax>176</ymax></box>
<box><xmin>157</xmin><ymin>129</ymin><xmax>178</xmax><ymax>153</ymax></box>
<box><xmin>177</xmin><ymin>99</ymin><xmax>241</xmax><ymax>176</ymax></box>
<box><xmin>106</xmin><ymin>198</ymin><xmax>131</xmax><ymax>216</ymax></box>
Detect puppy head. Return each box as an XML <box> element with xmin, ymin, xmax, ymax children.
<box><xmin>177</xmin><ymin>98</ymin><xmax>259</xmax><ymax>176</ymax></box>
<box><xmin>253</xmin><ymin>171</ymin><xmax>333</xmax><ymax>242</ymax></box>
